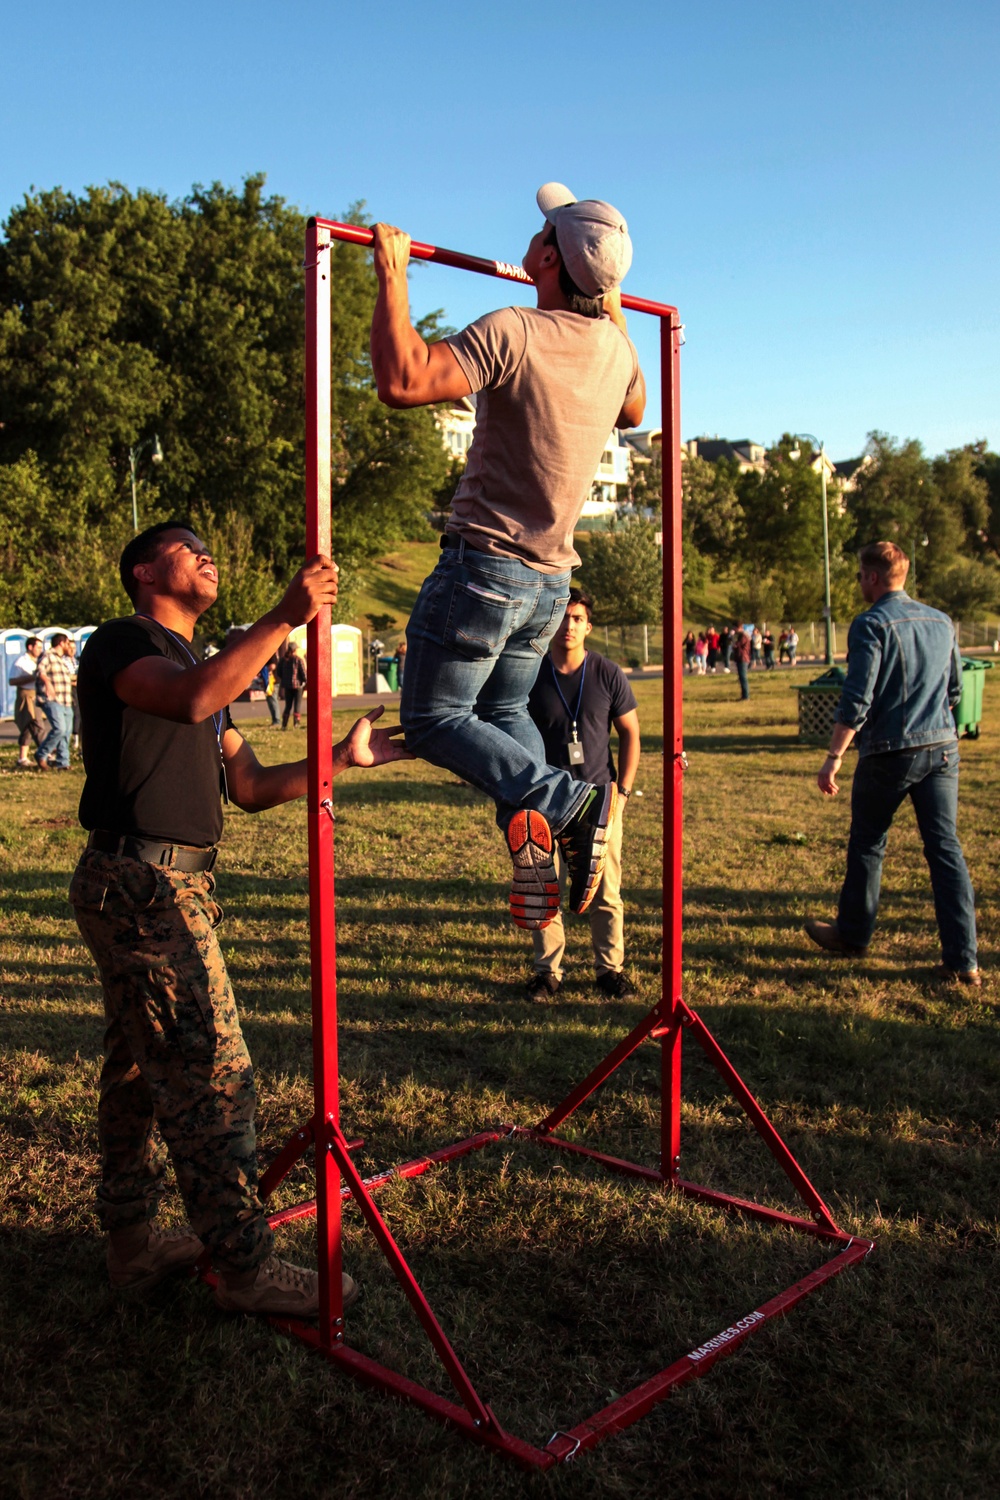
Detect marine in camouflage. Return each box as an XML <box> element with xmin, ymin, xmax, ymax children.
<box><xmin>70</xmin><ymin>848</ymin><xmax>273</xmax><ymax>1271</ymax></box>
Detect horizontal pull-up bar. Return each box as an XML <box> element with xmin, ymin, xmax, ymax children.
<box><xmin>310</xmin><ymin>217</ymin><xmax>678</xmax><ymax>321</ymax></box>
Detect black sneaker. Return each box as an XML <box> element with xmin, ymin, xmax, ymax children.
<box><xmin>595</xmin><ymin>971</ymin><xmax>636</xmax><ymax>999</ymax></box>
<box><xmin>558</xmin><ymin>784</ymin><xmax>617</xmax><ymax>915</ymax></box>
<box><xmin>525</xmin><ymin>971</ymin><xmax>563</xmax><ymax>999</ymax></box>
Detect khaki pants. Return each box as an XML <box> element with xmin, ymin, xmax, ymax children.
<box><xmin>14</xmin><ymin>688</ymin><xmax>44</xmax><ymax>750</ymax></box>
<box><xmin>532</xmin><ymin>805</ymin><xmax>625</xmax><ymax>980</ymax></box>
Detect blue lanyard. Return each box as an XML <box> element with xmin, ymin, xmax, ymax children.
<box><xmin>549</xmin><ymin>652</ymin><xmax>588</xmax><ymax>740</ymax></box>
<box><xmin>136</xmin><ymin>614</ymin><xmax>223</xmax><ymax>747</ymax></box>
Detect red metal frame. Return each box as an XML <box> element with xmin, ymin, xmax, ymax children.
<box><xmin>254</xmin><ymin>217</ymin><xmax>874</xmax><ymax>1469</ymax></box>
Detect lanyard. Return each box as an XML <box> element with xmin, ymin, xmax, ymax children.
<box><xmin>135</xmin><ymin>614</ymin><xmax>224</xmax><ymax>747</ymax></box>
<box><xmin>549</xmin><ymin>652</ymin><xmax>588</xmax><ymax>742</ymax></box>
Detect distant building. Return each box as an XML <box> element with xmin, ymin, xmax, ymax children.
<box><xmin>682</xmin><ymin>436</ymin><xmax>767</xmax><ymax>474</ymax></box>
<box><xmin>436</xmin><ymin>398</ymin><xmax>632</xmax><ymax>524</ymax></box>
<box><xmin>830</xmin><ymin>454</ymin><xmax>872</xmax><ymax>493</ymax></box>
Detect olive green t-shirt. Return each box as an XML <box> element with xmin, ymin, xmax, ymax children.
<box><xmin>444</xmin><ymin>306</ymin><xmax>641</xmax><ymax>574</ymax></box>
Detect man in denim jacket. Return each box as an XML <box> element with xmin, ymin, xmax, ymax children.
<box><xmin>805</xmin><ymin>541</ymin><xmax>979</xmax><ymax>985</ymax></box>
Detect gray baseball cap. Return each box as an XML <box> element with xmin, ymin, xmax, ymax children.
<box><xmin>536</xmin><ymin>182</ymin><xmax>633</xmax><ymax>297</ymax></box>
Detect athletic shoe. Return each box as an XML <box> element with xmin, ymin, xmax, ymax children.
<box><xmin>214</xmin><ymin>1253</ymin><xmax>357</xmax><ymax>1318</ymax></box>
<box><xmin>937</xmin><ymin>964</ymin><xmax>982</xmax><ymax>988</ymax></box>
<box><xmin>804</xmin><ymin>919</ymin><xmax>868</xmax><ymax>956</ymax></box>
<box><xmin>525</xmin><ymin>970</ymin><xmax>563</xmax><ymax>999</ymax></box>
<box><xmin>506</xmin><ymin>809</ymin><xmax>560</xmax><ymax>929</ymax></box>
<box><xmin>595</xmin><ymin>971</ymin><xmax>636</xmax><ymax>999</ymax></box>
<box><xmin>106</xmin><ymin>1223</ymin><xmax>205</xmax><ymax>1293</ymax></box>
<box><xmin>558</xmin><ymin>784</ymin><xmax>617</xmax><ymax>916</ymax></box>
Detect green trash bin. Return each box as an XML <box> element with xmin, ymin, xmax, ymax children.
<box><xmin>377</xmin><ymin>655</ymin><xmax>399</xmax><ymax>692</ymax></box>
<box><xmin>795</xmin><ymin>666</ymin><xmax>847</xmax><ymax>744</ymax></box>
<box><xmin>953</xmin><ymin>657</ymin><xmax>993</xmax><ymax>739</ymax></box>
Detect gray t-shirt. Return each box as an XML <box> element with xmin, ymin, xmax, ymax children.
<box><xmin>444</xmin><ymin>306</ymin><xmax>641</xmax><ymax>574</ymax></box>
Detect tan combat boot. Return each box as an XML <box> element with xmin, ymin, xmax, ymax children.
<box><xmin>214</xmin><ymin>1253</ymin><xmax>358</xmax><ymax>1318</ymax></box>
<box><xmin>107</xmin><ymin>1223</ymin><xmax>204</xmax><ymax>1293</ymax></box>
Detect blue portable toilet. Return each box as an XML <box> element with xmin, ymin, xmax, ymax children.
<box><xmin>74</xmin><ymin>626</ymin><xmax>97</xmax><ymax>654</ymax></box>
<box><xmin>0</xmin><ymin>629</ymin><xmax>29</xmax><ymax>718</ymax></box>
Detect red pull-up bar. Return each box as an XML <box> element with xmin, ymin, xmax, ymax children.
<box><xmin>311</xmin><ymin>217</ymin><xmax>679</xmax><ymax>320</ymax></box>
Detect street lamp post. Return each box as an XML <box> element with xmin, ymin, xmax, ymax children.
<box><xmin>790</xmin><ymin>433</ymin><xmax>833</xmax><ymax>666</ymax></box>
<box><xmin>128</xmin><ymin>434</ymin><xmax>164</xmax><ymax>533</ymax></box>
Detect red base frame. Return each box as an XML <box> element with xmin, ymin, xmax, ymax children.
<box><xmin>256</xmin><ymin>218</ymin><xmax>875</xmax><ymax>1469</ymax></box>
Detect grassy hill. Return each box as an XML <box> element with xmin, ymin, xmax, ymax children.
<box><xmin>350</xmin><ymin>539</ymin><xmax>736</xmax><ymax>643</ymax></box>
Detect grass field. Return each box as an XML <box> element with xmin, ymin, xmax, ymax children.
<box><xmin>1</xmin><ymin>669</ymin><xmax>997</xmax><ymax>1499</ymax></box>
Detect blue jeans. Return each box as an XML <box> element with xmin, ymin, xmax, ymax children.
<box><xmin>38</xmin><ymin>701</ymin><xmax>71</xmax><ymax>768</ymax></box>
<box><xmin>400</xmin><ymin>542</ymin><xmax>590</xmax><ymax>832</ymax></box>
<box><xmin>735</xmin><ymin>660</ymin><xmax>750</xmax><ymax>699</ymax></box>
<box><xmin>838</xmin><ymin>742</ymin><xmax>977</xmax><ymax>971</ymax></box>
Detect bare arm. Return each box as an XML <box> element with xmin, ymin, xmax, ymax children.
<box><xmin>602</xmin><ymin>288</ymin><xmax>647</xmax><ymax>428</ymax></box>
<box><xmin>369</xmin><ymin>224</ymin><xmax>473</xmax><ymax>409</ymax></box>
<box><xmin>222</xmin><ymin>707</ymin><xmax>413</xmax><ymax>814</ymax></box>
<box><xmin>817</xmin><ymin>722</ymin><xmax>857</xmax><ymax>797</ymax></box>
<box><xmin>613</xmin><ymin>709</ymin><xmax>641</xmax><ymax>798</ymax></box>
<box><xmin>112</xmin><ymin>558</ymin><xmax>339</xmax><ymax>725</ymax></box>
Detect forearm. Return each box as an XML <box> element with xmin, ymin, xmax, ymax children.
<box><xmin>158</xmin><ymin>609</ymin><xmax>302</xmax><ymax>723</ymax></box>
<box><xmin>616</xmin><ymin>731</ymin><xmax>641</xmax><ymax>791</ymax></box>
<box><xmin>826</xmin><ymin>723</ymin><xmax>856</xmax><ymax>761</ymax></box>
<box><xmin>370</xmin><ymin>269</ymin><xmax>429</xmax><ymax>406</ymax></box>
<box><xmin>230</xmin><ymin>731</ymin><xmax>369</xmax><ymax>813</ymax></box>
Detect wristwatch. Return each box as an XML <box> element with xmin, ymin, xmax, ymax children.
<box><xmin>617</xmin><ymin>785</ymin><xmax>632</xmax><ymax>799</ymax></box>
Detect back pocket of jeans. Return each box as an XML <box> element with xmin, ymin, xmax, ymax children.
<box><xmin>530</xmin><ymin>594</ymin><xmax>571</xmax><ymax>656</ymax></box>
<box><xmin>442</xmin><ymin>581</ymin><xmax>518</xmax><ymax>659</ymax></box>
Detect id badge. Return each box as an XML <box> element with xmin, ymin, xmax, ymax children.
<box><xmin>567</xmin><ymin>740</ymin><xmax>585</xmax><ymax>766</ymax></box>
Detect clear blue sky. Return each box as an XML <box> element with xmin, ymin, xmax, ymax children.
<box><xmin>3</xmin><ymin>0</ymin><xmax>997</xmax><ymax>460</ymax></box>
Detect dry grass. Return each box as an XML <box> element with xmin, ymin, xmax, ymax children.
<box><xmin>0</xmin><ymin>669</ymin><xmax>997</xmax><ymax>1499</ymax></box>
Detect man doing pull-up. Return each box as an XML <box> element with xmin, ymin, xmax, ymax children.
<box><xmin>370</xmin><ymin>182</ymin><xmax>646</xmax><ymax>931</ymax></box>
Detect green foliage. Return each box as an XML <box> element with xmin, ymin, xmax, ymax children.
<box><xmin>576</xmin><ymin>513</ymin><xmax>663</xmax><ymax>627</ymax></box>
<box><xmin>0</xmin><ymin>176</ymin><xmax>450</xmax><ymax>626</ymax></box>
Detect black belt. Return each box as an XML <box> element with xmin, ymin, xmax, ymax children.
<box><xmin>440</xmin><ymin>532</ymin><xmax>486</xmax><ymax>554</ymax></box>
<box><xmin>87</xmin><ymin>830</ymin><xmax>218</xmax><ymax>872</ymax></box>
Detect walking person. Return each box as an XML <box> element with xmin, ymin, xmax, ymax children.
<box><xmin>524</xmin><ymin>590</ymin><xmax>640</xmax><ymax>1000</ymax></box>
<box><xmin>369</xmin><ymin>181</ymin><xmax>645</xmax><ymax>930</ymax></box>
<box><xmin>71</xmin><ymin>520</ymin><xmax>409</xmax><ymax>1314</ymax></box>
<box><xmin>751</xmin><ymin>625</ymin><xmax>763</xmax><ymax>669</ymax></box>
<box><xmin>262</xmin><ymin>656</ymin><xmax>280</xmax><ymax>725</ymax></box>
<box><xmin>804</xmin><ymin>542</ymin><xmax>979</xmax><ymax>985</ymax></box>
<box><xmin>279</xmin><ymin>640</ymin><xmax>306</xmax><ymax>729</ymax></box>
<box><xmin>35</xmin><ymin>632</ymin><xmax>76</xmax><ymax>770</ymax></box>
<box><xmin>719</xmin><ymin>626</ymin><xmax>733</xmax><ymax>673</ymax></box>
<box><xmin>762</xmin><ymin>626</ymin><xmax>776</xmax><ymax>670</ymax></box>
<box><xmin>731</xmin><ymin>624</ymin><xmax>752</xmax><ymax>700</ymax></box>
<box><xmin>787</xmin><ymin>627</ymin><xmax>799</xmax><ymax>666</ymax></box>
<box><xmin>10</xmin><ymin>635</ymin><xmax>45</xmax><ymax>767</ymax></box>
<box><xmin>683</xmin><ymin>631</ymin><xmax>697</xmax><ymax>674</ymax></box>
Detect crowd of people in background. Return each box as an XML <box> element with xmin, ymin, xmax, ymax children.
<box><xmin>683</xmin><ymin>624</ymin><xmax>799</xmax><ymax>676</ymax></box>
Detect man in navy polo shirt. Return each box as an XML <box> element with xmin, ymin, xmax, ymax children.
<box><xmin>524</xmin><ymin>589</ymin><xmax>641</xmax><ymax>999</ymax></box>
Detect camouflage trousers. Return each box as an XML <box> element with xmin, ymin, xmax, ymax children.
<box><xmin>70</xmin><ymin>848</ymin><xmax>273</xmax><ymax>1271</ymax></box>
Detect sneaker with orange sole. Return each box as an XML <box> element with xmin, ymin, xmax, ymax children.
<box><xmin>506</xmin><ymin>808</ymin><xmax>560</xmax><ymax>929</ymax></box>
<box><xmin>559</xmin><ymin>784</ymin><xmax>618</xmax><ymax>915</ymax></box>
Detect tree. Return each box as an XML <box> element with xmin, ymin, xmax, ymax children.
<box><xmin>576</xmin><ymin>514</ymin><xmax>662</xmax><ymax>644</ymax></box>
<box><xmin>0</xmin><ymin>176</ymin><xmax>450</xmax><ymax>626</ymax></box>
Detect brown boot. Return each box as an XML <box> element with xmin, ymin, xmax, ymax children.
<box><xmin>214</xmin><ymin>1253</ymin><xmax>358</xmax><ymax>1319</ymax></box>
<box><xmin>804</xmin><ymin>919</ymin><xmax>868</xmax><ymax>956</ymax></box>
<box><xmin>107</xmin><ymin>1223</ymin><xmax>204</xmax><ymax>1293</ymax></box>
